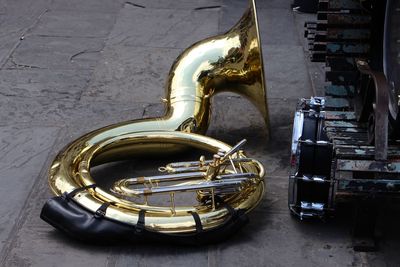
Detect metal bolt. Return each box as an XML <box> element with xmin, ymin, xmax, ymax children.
<box><xmin>387</xmin><ymin>163</ymin><xmax>396</xmax><ymax>171</ymax></box>
<box><xmin>357</xmin><ymin>60</ymin><xmax>367</xmax><ymax>66</ymax></box>
<box><xmin>387</xmin><ymin>182</ymin><xmax>395</xmax><ymax>190</ymax></box>
<box><xmin>213</xmin><ymin>154</ymin><xmax>221</xmax><ymax>164</ymax></box>
<box><xmin>199</xmin><ymin>155</ymin><xmax>206</xmax><ymax>167</ymax></box>
<box><xmin>217</xmin><ymin>151</ymin><xmax>225</xmax><ymax>157</ymax></box>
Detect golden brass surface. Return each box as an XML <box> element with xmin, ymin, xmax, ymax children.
<box><xmin>48</xmin><ymin>0</ymin><xmax>268</xmax><ymax>234</ymax></box>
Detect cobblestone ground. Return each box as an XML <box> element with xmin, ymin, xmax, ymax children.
<box><xmin>0</xmin><ymin>0</ymin><xmax>399</xmax><ymax>266</ymax></box>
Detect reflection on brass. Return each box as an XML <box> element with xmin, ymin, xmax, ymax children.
<box><xmin>48</xmin><ymin>0</ymin><xmax>268</xmax><ymax>234</ymax></box>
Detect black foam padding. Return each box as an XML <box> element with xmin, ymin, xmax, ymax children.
<box><xmin>40</xmin><ymin>195</ymin><xmax>248</xmax><ymax>245</ymax></box>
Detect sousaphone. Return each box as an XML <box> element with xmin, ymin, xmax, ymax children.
<box><xmin>41</xmin><ymin>0</ymin><xmax>269</xmax><ymax>244</ymax></box>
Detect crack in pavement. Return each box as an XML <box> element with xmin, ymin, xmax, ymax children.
<box><xmin>70</xmin><ymin>49</ymin><xmax>102</xmax><ymax>61</ymax></box>
<box><xmin>125</xmin><ymin>2</ymin><xmax>146</xmax><ymax>8</ymax></box>
<box><xmin>0</xmin><ymin>8</ymin><xmax>49</xmax><ymax>70</ymax></box>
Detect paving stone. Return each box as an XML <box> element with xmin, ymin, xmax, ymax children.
<box><xmin>125</xmin><ymin>0</ymin><xmax>221</xmax><ymax>10</ymax></box>
<box><xmin>0</xmin><ymin>95</ymin><xmax>147</xmax><ymax>127</ymax></box>
<box><xmin>0</xmin><ymin>125</ymin><xmax>60</xmax><ymax>253</ymax></box>
<box><xmin>220</xmin><ymin>7</ymin><xmax>300</xmax><ymax>46</ymax></box>
<box><xmin>222</xmin><ymin>0</ymin><xmax>294</xmax><ymax>10</ymax></box>
<box><xmin>0</xmin><ymin>130</ymin><xmax>113</xmax><ymax>267</ymax></box>
<box><xmin>263</xmin><ymin>45</ymin><xmax>313</xmax><ymax>99</ymax></box>
<box><xmin>4</xmin><ymin>36</ymin><xmax>104</xmax><ymax>70</ymax></box>
<box><xmin>107</xmin><ymin>4</ymin><xmax>219</xmax><ymax>49</ymax></box>
<box><xmin>0</xmin><ymin>0</ymin><xmax>51</xmax><ymax>66</ymax></box>
<box><xmin>292</xmin><ymin>12</ymin><xmax>316</xmax><ymax>52</ymax></box>
<box><xmin>0</xmin><ymin>69</ymin><xmax>90</xmax><ymax>100</ymax></box>
<box><xmin>0</xmin><ymin>97</ymin><xmax>77</xmax><ymax>125</ymax></box>
<box><xmin>0</xmin><ymin>36</ymin><xmax>20</xmax><ymax>67</ymax></box>
<box><xmin>218</xmin><ymin>3</ymin><xmax>250</xmax><ymax>33</ymax></box>
<box><xmin>214</xmin><ymin>209</ymin><xmax>358</xmax><ymax>267</ymax></box>
<box><xmin>50</xmin><ymin>0</ymin><xmax>123</xmax><ymax>13</ymax></box>
<box><xmin>80</xmin><ymin>46</ymin><xmax>181</xmax><ymax>103</ymax></box>
<box><xmin>0</xmin><ymin>0</ymin><xmax>49</xmax><ymax>17</ymax></box>
<box><xmin>80</xmin><ymin>3</ymin><xmax>218</xmax><ymax>103</ymax></box>
<box><xmin>258</xmin><ymin>8</ymin><xmax>300</xmax><ymax>46</ymax></box>
<box><xmin>110</xmin><ymin>246</ymin><xmax>208</xmax><ymax>267</ymax></box>
<box><xmin>207</xmin><ymin>94</ymin><xmax>267</xmax><ymax>141</ymax></box>
<box><xmin>33</xmin><ymin>10</ymin><xmax>116</xmax><ymax>38</ymax></box>
<box><xmin>62</xmin><ymin>100</ymin><xmax>149</xmax><ymax>137</ymax></box>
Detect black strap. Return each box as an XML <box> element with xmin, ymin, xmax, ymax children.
<box><xmin>189</xmin><ymin>211</ymin><xmax>203</xmax><ymax>233</ymax></box>
<box><xmin>214</xmin><ymin>196</ymin><xmax>236</xmax><ymax>218</ymax></box>
<box><xmin>135</xmin><ymin>210</ymin><xmax>146</xmax><ymax>233</ymax></box>
<box><xmin>64</xmin><ymin>184</ymin><xmax>96</xmax><ymax>200</ymax></box>
<box><xmin>94</xmin><ymin>202</ymin><xmax>111</xmax><ymax>219</ymax></box>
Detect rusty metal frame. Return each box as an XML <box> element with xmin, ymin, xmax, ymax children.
<box><xmin>356</xmin><ymin>60</ymin><xmax>389</xmax><ymax>161</ymax></box>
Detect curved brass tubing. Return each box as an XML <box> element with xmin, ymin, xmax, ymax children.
<box><xmin>48</xmin><ymin>0</ymin><xmax>268</xmax><ymax>234</ymax></box>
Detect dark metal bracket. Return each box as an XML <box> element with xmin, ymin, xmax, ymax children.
<box><xmin>356</xmin><ymin>60</ymin><xmax>389</xmax><ymax>161</ymax></box>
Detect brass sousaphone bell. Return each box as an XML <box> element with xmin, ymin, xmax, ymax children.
<box><xmin>41</xmin><ymin>0</ymin><xmax>269</xmax><ymax>243</ymax></box>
